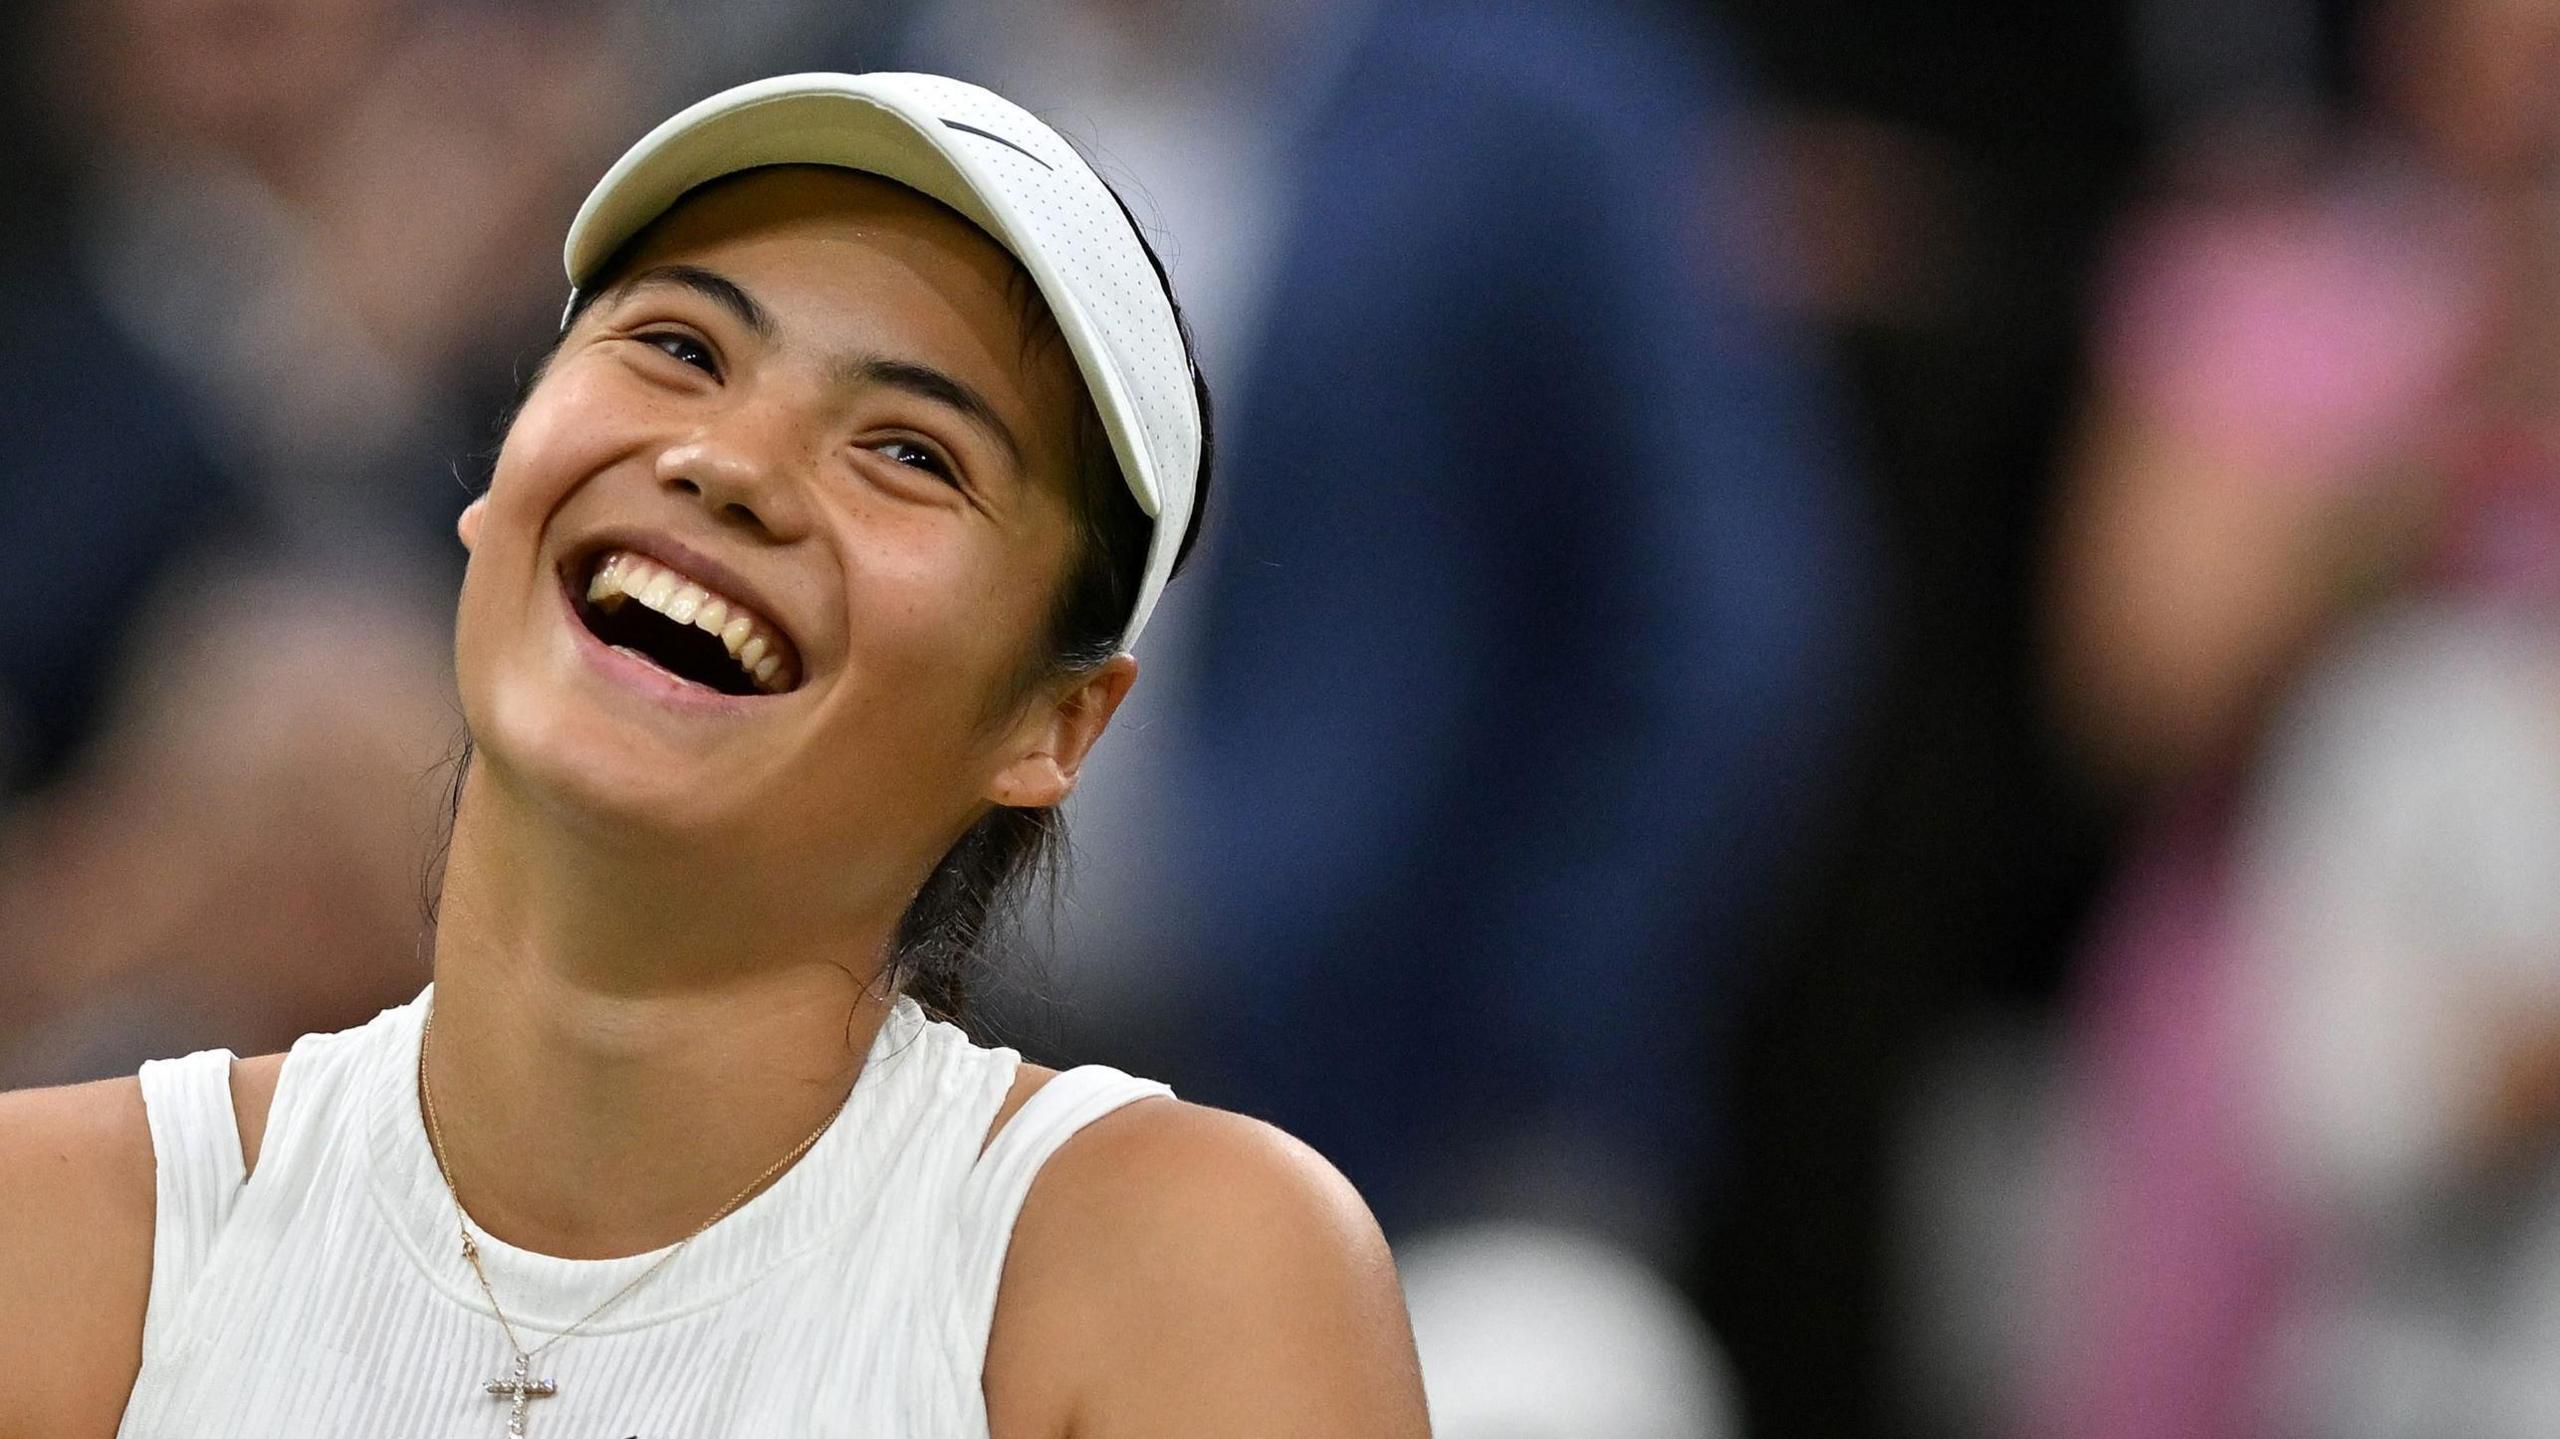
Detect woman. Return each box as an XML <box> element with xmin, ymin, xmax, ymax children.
<box><xmin>0</xmin><ymin>72</ymin><xmax>1430</xmax><ymax>1437</ymax></box>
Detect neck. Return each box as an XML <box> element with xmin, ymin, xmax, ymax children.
<box><xmin>422</xmin><ymin>759</ymin><xmax>903</xmax><ymax>1259</ymax></box>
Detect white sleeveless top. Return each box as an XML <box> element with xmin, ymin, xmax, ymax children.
<box><xmin>114</xmin><ymin>988</ymin><xmax>1173</xmax><ymax>1437</ymax></box>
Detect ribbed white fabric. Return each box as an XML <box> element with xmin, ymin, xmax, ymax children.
<box><xmin>115</xmin><ymin>988</ymin><xmax>1172</xmax><ymax>1437</ymax></box>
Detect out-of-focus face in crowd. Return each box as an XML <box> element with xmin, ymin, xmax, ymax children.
<box><xmin>63</xmin><ymin>0</ymin><xmax>400</xmax><ymax>165</ymax></box>
<box><xmin>0</xmin><ymin>0</ymin><xmax>638</xmax><ymax>1081</ymax></box>
<box><xmin>42</xmin><ymin>0</ymin><xmax>635</xmax><ymax>381</ymax></box>
<box><xmin>2379</xmin><ymin>0</ymin><xmax>2560</xmax><ymax>182</ymax></box>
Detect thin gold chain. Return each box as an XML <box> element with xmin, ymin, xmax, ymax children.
<box><xmin>417</xmin><ymin>1001</ymin><xmax>856</xmax><ymax>1362</ymax></box>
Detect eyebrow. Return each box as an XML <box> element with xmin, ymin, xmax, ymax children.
<box><xmin>609</xmin><ymin>264</ymin><xmax>776</xmax><ymax>340</ymax></box>
<box><xmin>834</xmin><ymin>355</ymin><xmax>1026</xmax><ymax>474</ymax></box>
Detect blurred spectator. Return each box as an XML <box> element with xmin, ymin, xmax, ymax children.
<box><xmin>1155</xmin><ymin>0</ymin><xmax>1868</xmax><ymax>1257</ymax></box>
<box><xmin>0</xmin><ymin>211</ymin><xmax>244</xmax><ymax>800</ymax></box>
<box><xmin>44</xmin><ymin>0</ymin><xmax>637</xmax><ymax>563</ymax></box>
<box><xmin>2015</xmin><ymin>1</ymin><xmax>2560</xmax><ymax>1434</ymax></box>
<box><xmin>0</xmin><ymin>574</ymin><xmax>458</xmax><ymax>1085</ymax></box>
<box><xmin>1697</xmin><ymin>3</ymin><xmax>2147</xmax><ymax>1433</ymax></box>
<box><xmin>2238</xmin><ymin>602</ymin><xmax>2560</xmax><ymax>1438</ymax></box>
<box><xmin>0</xmin><ymin>0</ymin><xmax>643</xmax><ymax>1082</ymax></box>
<box><xmin>927</xmin><ymin>0</ymin><xmax>1868</xmax><ymax>1259</ymax></box>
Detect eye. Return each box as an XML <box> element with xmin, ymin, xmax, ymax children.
<box><xmin>869</xmin><ymin>437</ymin><xmax>959</xmax><ymax>486</ymax></box>
<box><xmin>637</xmin><ymin>330</ymin><xmax>718</xmax><ymax>376</ymax></box>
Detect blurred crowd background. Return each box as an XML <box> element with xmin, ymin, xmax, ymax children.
<box><xmin>9</xmin><ymin>0</ymin><xmax>2560</xmax><ymax>1434</ymax></box>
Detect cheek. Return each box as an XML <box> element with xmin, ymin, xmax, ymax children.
<box><xmin>451</xmin><ymin>378</ymin><xmax>624</xmax><ymax>701</ymax></box>
<box><xmin>468</xmin><ymin>365</ymin><xmax>661</xmax><ymax>587</ymax></box>
<box><xmin>833</xmin><ymin>511</ymin><xmax>1056</xmax><ymax>689</ymax></box>
<box><xmin>491</xmin><ymin>367</ymin><xmax>630</xmax><ymax>516</ymax></box>
<box><xmin>449</xmin><ymin>535</ymin><xmax>533</xmax><ymax>741</ymax></box>
<box><xmin>806</xmin><ymin>525</ymin><xmax>1059</xmax><ymax>788</ymax></box>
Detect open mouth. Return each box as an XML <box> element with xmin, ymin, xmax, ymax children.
<box><xmin>571</xmin><ymin>550</ymin><xmax>801</xmax><ymax>697</ymax></box>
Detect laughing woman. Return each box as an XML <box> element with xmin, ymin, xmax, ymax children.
<box><xmin>0</xmin><ymin>73</ymin><xmax>1429</xmax><ymax>1438</ymax></box>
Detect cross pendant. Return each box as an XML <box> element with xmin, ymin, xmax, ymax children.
<box><xmin>483</xmin><ymin>1351</ymin><xmax>558</xmax><ymax>1437</ymax></box>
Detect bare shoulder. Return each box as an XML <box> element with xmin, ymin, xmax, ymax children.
<box><xmin>0</xmin><ymin>1075</ymin><xmax>156</xmax><ymax>1438</ymax></box>
<box><xmin>0</xmin><ymin>1051</ymin><xmax>284</xmax><ymax>1439</ymax></box>
<box><xmin>984</xmin><ymin>1094</ymin><xmax>1429</xmax><ymax>1439</ymax></box>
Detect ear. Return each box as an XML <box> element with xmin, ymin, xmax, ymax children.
<box><xmin>457</xmin><ymin>496</ymin><xmax>490</xmax><ymax>552</ymax></box>
<box><xmin>984</xmin><ymin>654</ymin><xmax>1139</xmax><ymax>810</ymax></box>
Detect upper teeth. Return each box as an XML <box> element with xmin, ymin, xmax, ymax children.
<box><xmin>585</xmin><ymin>551</ymin><xmax>796</xmax><ymax>692</ymax></box>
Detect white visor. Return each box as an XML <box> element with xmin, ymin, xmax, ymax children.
<box><xmin>561</xmin><ymin>72</ymin><xmax>1202</xmax><ymax>651</ymax></box>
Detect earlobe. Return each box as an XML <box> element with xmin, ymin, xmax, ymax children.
<box><xmin>987</xmin><ymin>753</ymin><xmax>1071</xmax><ymax>811</ymax></box>
<box><xmin>985</xmin><ymin>655</ymin><xmax>1138</xmax><ymax>809</ymax></box>
<box><xmin>457</xmin><ymin>496</ymin><xmax>489</xmax><ymax>552</ymax></box>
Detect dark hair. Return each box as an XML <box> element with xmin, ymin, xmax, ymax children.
<box><xmin>432</xmin><ymin>171</ymin><xmax>1213</xmax><ymax>1028</ymax></box>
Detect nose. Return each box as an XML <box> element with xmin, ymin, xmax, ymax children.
<box><xmin>655</xmin><ymin>412</ymin><xmax>809</xmax><ymax>539</ymax></box>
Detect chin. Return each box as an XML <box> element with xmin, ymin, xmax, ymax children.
<box><xmin>465</xmin><ymin>674</ymin><xmax>776</xmax><ymax>847</ymax></box>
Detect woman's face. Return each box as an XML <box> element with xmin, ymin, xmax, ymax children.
<box><xmin>453</xmin><ymin>166</ymin><xmax>1125</xmax><ymax>902</ymax></box>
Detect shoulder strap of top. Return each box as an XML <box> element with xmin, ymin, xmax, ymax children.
<box><xmin>950</xmin><ymin>1064</ymin><xmax>1174</xmax><ymax>1347</ymax></box>
<box><xmin>253</xmin><ymin>1013</ymin><xmax>380</xmax><ymax>1187</ymax></box>
<box><xmin>132</xmin><ymin>1048</ymin><xmax>246</xmax><ymax>1353</ymax></box>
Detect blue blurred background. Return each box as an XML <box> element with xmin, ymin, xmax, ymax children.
<box><xmin>16</xmin><ymin>1</ymin><xmax>2560</xmax><ymax>1435</ymax></box>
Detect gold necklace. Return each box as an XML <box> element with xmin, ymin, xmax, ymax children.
<box><xmin>417</xmin><ymin>1002</ymin><xmax>857</xmax><ymax>1438</ymax></box>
